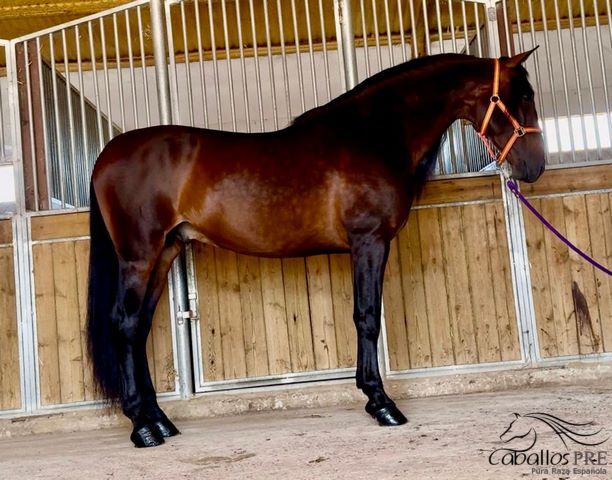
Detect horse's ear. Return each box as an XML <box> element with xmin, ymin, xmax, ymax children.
<box><xmin>505</xmin><ymin>47</ymin><xmax>539</xmax><ymax>68</ymax></box>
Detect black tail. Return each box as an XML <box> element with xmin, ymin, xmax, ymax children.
<box><xmin>87</xmin><ymin>184</ymin><xmax>121</xmax><ymax>402</ymax></box>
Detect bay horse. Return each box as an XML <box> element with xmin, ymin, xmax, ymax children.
<box><xmin>87</xmin><ymin>51</ymin><xmax>545</xmax><ymax>448</ymax></box>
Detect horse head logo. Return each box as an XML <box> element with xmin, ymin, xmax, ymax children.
<box><xmin>499</xmin><ymin>412</ymin><xmax>608</xmax><ymax>451</ymax></box>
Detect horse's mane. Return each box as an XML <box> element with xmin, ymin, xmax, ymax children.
<box><xmin>524</xmin><ymin>412</ymin><xmax>608</xmax><ymax>448</ymax></box>
<box><xmin>292</xmin><ymin>53</ymin><xmax>482</xmax><ymax>126</ymax></box>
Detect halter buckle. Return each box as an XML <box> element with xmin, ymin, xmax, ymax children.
<box><xmin>515</xmin><ymin>126</ymin><xmax>526</xmax><ymax>137</ymax></box>
<box><xmin>490</xmin><ymin>94</ymin><xmax>500</xmax><ymax>103</ymax></box>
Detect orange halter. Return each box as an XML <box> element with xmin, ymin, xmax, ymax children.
<box><xmin>479</xmin><ymin>59</ymin><xmax>541</xmax><ymax>165</ymax></box>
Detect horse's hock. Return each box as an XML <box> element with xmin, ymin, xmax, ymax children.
<box><xmin>0</xmin><ymin>0</ymin><xmax>611</xmax><ymax>435</ymax></box>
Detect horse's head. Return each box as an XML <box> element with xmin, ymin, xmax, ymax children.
<box><xmin>474</xmin><ymin>49</ymin><xmax>546</xmax><ymax>183</ymax></box>
<box><xmin>500</xmin><ymin>413</ymin><xmax>532</xmax><ymax>443</ymax></box>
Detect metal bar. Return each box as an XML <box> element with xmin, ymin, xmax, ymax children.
<box><xmin>290</xmin><ymin>0</ymin><xmax>306</xmax><ymax>112</ymax></box>
<box><xmin>61</xmin><ymin>29</ymin><xmax>78</xmax><ymax>206</ymax></box>
<box><xmin>137</xmin><ymin>6</ymin><xmax>152</xmax><ymax>127</ymax></box>
<box><xmin>262</xmin><ymin>0</ymin><xmax>279</xmax><ymax>129</ymax></box>
<box><xmin>447</xmin><ymin>0</ymin><xmax>457</xmax><ymax>53</ymax></box>
<box><xmin>336</xmin><ymin>0</ymin><xmax>358</xmax><ymax>89</ymax></box>
<box><xmin>124</xmin><ymin>9</ymin><xmax>140</xmax><ymax>128</ymax></box>
<box><xmin>49</xmin><ymin>33</ymin><xmax>66</xmax><ymax>208</ymax></box>
<box><xmin>370</xmin><ymin>0</ymin><xmax>383</xmax><ymax>71</ymax></box>
<box><xmin>99</xmin><ymin>17</ymin><xmax>114</xmax><ymax>140</ymax></box>
<box><xmin>303</xmin><ymin>0</ymin><xmax>319</xmax><ymax>106</ymax></box>
<box><xmin>396</xmin><ymin>0</ymin><xmax>407</xmax><ymax>62</ymax></box>
<box><xmin>593</xmin><ymin>0</ymin><xmax>612</xmax><ymax>145</ymax></box>
<box><xmin>112</xmin><ymin>13</ymin><xmax>126</xmax><ymax>132</ymax></box>
<box><xmin>35</xmin><ymin>37</ymin><xmax>52</xmax><ymax>207</ymax></box>
<box><xmin>408</xmin><ymin>0</ymin><xmax>418</xmax><ymax>58</ymax></box>
<box><xmin>194</xmin><ymin>0</ymin><xmax>210</xmax><ymax>128</ymax></box>
<box><xmin>276</xmin><ymin>0</ymin><xmax>293</xmax><ymax>121</ymax></box>
<box><xmin>474</xmin><ymin>3</ymin><xmax>483</xmax><ymax>57</ymax></box>
<box><xmin>207</xmin><ymin>0</ymin><xmax>223</xmax><ymax>127</ymax></box>
<box><xmin>383</xmin><ymin>0</ymin><xmax>394</xmax><ymax>64</ymax></box>
<box><xmin>87</xmin><ymin>21</ymin><xmax>105</xmax><ymax>152</ymax></box>
<box><xmin>525</xmin><ymin>1</ymin><xmax>546</xmax><ymax>140</ymax></box>
<box><xmin>220</xmin><ymin>0</ymin><xmax>237</xmax><ymax>130</ymax></box>
<box><xmin>359</xmin><ymin>0</ymin><xmax>371</xmax><ymax>76</ymax></box>
<box><xmin>317</xmin><ymin>0</ymin><xmax>333</xmax><ymax>101</ymax></box>
<box><xmin>180</xmin><ymin>1</ymin><xmax>195</xmax><ymax>126</ymax></box>
<box><xmin>74</xmin><ymin>25</ymin><xmax>90</xmax><ymax>204</ymax></box>
<box><xmin>234</xmin><ymin>0</ymin><xmax>251</xmax><ymax>130</ymax></box>
<box><xmin>23</xmin><ymin>41</ymin><xmax>39</xmax><ymax>209</ymax></box>
<box><xmin>434</xmin><ymin>0</ymin><xmax>444</xmax><ymax>53</ymax></box>
<box><xmin>423</xmin><ymin>0</ymin><xmax>432</xmax><ymax>55</ymax></box>
<box><xmin>247</xmin><ymin>0</ymin><xmax>265</xmax><ymax>130</ymax></box>
<box><xmin>165</xmin><ymin>0</ymin><xmax>181</xmax><ymax>124</ymax></box>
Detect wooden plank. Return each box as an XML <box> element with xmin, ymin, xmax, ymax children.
<box><xmin>151</xmin><ymin>285</ymin><xmax>175</xmax><ymax>392</ymax></box>
<box><xmin>31</xmin><ymin>212</ymin><xmax>89</xmax><ymax>241</ymax></box>
<box><xmin>73</xmin><ymin>240</ymin><xmax>98</xmax><ymax>401</ymax></box>
<box><xmin>438</xmin><ymin>206</ymin><xmax>478</xmax><ymax>365</ymax></box>
<box><xmin>194</xmin><ymin>243</ymin><xmax>224</xmax><ymax>381</ymax></box>
<box><xmin>282</xmin><ymin>258</ymin><xmax>315</xmax><ymax>372</ymax></box>
<box><xmin>485</xmin><ymin>203</ymin><xmax>520</xmax><ymax>361</ymax></box>
<box><xmin>52</xmin><ymin>241</ymin><xmax>85</xmax><ymax>403</ymax></box>
<box><xmin>397</xmin><ymin>216</ymin><xmax>432</xmax><ymax>369</ymax></box>
<box><xmin>214</xmin><ymin>248</ymin><xmax>247</xmax><ymax>379</ymax></box>
<box><xmin>0</xmin><ymin>247</ymin><xmax>20</xmax><ymax>410</ymax></box>
<box><xmin>592</xmin><ymin>194</ymin><xmax>612</xmax><ymax>352</ymax></box>
<box><xmin>382</xmin><ymin>239</ymin><xmax>410</xmax><ymax>371</ymax></box>
<box><xmin>305</xmin><ymin>255</ymin><xmax>339</xmax><ymax>370</ymax></box>
<box><xmin>415</xmin><ymin>174</ymin><xmax>501</xmax><ymax>206</ymax></box>
<box><xmin>523</xmin><ymin>199</ymin><xmax>559</xmax><ymax>358</ymax></box>
<box><xmin>329</xmin><ymin>254</ymin><xmax>356</xmax><ymax>368</ymax></box>
<box><xmin>563</xmin><ymin>195</ymin><xmax>603</xmax><ymax>355</ymax></box>
<box><xmin>417</xmin><ymin>209</ymin><xmax>454</xmax><ymax>366</ymax></box>
<box><xmin>462</xmin><ymin>204</ymin><xmax>501</xmax><ymax>363</ymax></box>
<box><xmin>33</xmin><ymin>243</ymin><xmax>61</xmax><ymax>405</ymax></box>
<box><xmin>237</xmin><ymin>255</ymin><xmax>269</xmax><ymax>377</ymax></box>
<box><xmin>259</xmin><ymin>258</ymin><xmax>291</xmax><ymax>374</ymax></box>
<box><xmin>521</xmin><ymin>164</ymin><xmax>612</xmax><ymax>197</ymax></box>
<box><xmin>540</xmin><ymin>197</ymin><xmax>579</xmax><ymax>356</ymax></box>
<box><xmin>0</xmin><ymin>219</ymin><xmax>11</xmax><ymax>244</ymax></box>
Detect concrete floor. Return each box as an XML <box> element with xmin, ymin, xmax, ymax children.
<box><xmin>1</xmin><ymin>383</ymin><xmax>610</xmax><ymax>480</ymax></box>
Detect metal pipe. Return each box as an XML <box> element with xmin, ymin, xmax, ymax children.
<box><xmin>317</xmin><ymin>0</ymin><xmax>333</xmax><ymax>100</ymax></box>
<box><xmin>396</xmin><ymin>0</ymin><xmax>407</xmax><ymax>61</ymax></box>
<box><xmin>383</xmin><ymin>0</ymin><xmax>394</xmax><ymax>64</ymax></box>
<box><xmin>262</xmin><ymin>0</ymin><xmax>279</xmax><ymax>129</ymax></box>
<box><xmin>207</xmin><ymin>0</ymin><xmax>223</xmax><ymax>128</ymax></box>
<box><xmin>290</xmin><ymin>0</ymin><xmax>306</xmax><ymax>112</ymax></box>
<box><xmin>592</xmin><ymin>0</ymin><xmax>612</xmax><ymax>145</ymax></box>
<box><xmin>408</xmin><ymin>0</ymin><xmax>418</xmax><ymax>58</ymax></box>
<box><xmin>137</xmin><ymin>6</ymin><xmax>152</xmax><ymax>126</ymax></box>
<box><xmin>180</xmin><ymin>1</ymin><xmax>195</xmax><ymax>126</ymax></box>
<box><xmin>99</xmin><ymin>17</ymin><xmax>114</xmax><ymax>140</ymax></box>
<box><xmin>22</xmin><ymin>41</ymin><xmax>39</xmax><ymax>209</ymax></box>
<box><xmin>49</xmin><ymin>33</ymin><xmax>66</xmax><ymax>208</ymax></box>
<box><xmin>359</xmin><ymin>0</ymin><xmax>371</xmax><ymax>76</ymax></box>
<box><xmin>275</xmin><ymin>0</ymin><xmax>293</xmax><ymax>121</ymax></box>
<box><xmin>369</xmin><ymin>0</ymin><xmax>383</xmax><ymax>71</ymax></box>
<box><xmin>335</xmin><ymin>0</ymin><xmax>358</xmax><ymax>89</ymax></box>
<box><xmin>434</xmin><ymin>0</ymin><xmax>444</xmax><ymax>54</ymax></box>
<box><xmin>220</xmin><ymin>0</ymin><xmax>237</xmax><ymax>130</ymax></box>
<box><xmin>112</xmin><ymin>13</ymin><xmax>126</xmax><ymax>132</ymax></box>
<box><xmin>61</xmin><ymin>29</ymin><xmax>78</xmax><ymax>205</ymax></box>
<box><xmin>87</xmin><ymin>21</ymin><xmax>104</xmax><ymax>152</ymax></box>
<box><xmin>36</xmin><ymin>37</ymin><xmax>52</xmax><ymax>208</ymax></box>
<box><xmin>303</xmin><ymin>0</ymin><xmax>319</xmax><ymax>106</ymax></box>
<box><xmin>234</xmin><ymin>0</ymin><xmax>252</xmax><ymax>130</ymax></box>
<box><xmin>124</xmin><ymin>9</ymin><xmax>140</xmax><ymax>128</ymax></box>
<box><xmin>150</xmin><ymin>0</ymin><xmax>171</xmax><ymax>125</ymax></box>
<box><xmin>248</xmin><ymin>0</ymin><xmax>265</xmax><ymax>129</ymax></box>
<box><xmin>194</xmin><ymin>0</ymin><xmax>210</xmax><ymax>128</ymax></box>
<box><xmin>75</xmin><ymin>25</ymin><xmax>90</xmax><ymax>202</ymax></box>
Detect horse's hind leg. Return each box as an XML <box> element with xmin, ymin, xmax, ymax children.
<box><xmin>350</xmin><ymin>233</ymin><xmax>408</xmax><ymax>426</ymax></box>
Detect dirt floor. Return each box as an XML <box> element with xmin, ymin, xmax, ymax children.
<box><xmin>1</xmin><ymin>383</ymin><xmax>611</xmax><ymax>480</ymax></box>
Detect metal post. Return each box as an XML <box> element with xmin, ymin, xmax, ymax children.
<box><xmin>150</xmin><ymin>0</ymin><xmax>194</xmax><ymax>398</ymax></box>
<box><xmin>334</xmin><ymin>0</ymin><xmax>358</xmax><ymax>89</ymax></box>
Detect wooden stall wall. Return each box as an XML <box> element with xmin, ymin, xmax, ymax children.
<box><xmin>523</xmin><ymin>165</ymin><xmax>612</xmax><ymax>359</ymax></box>
<box><xmin>30</xmin><ymin>212</ymin><xmax>176</xmax><ymax>406</ymax></box>
<box><xmin>383</xmin><ymin>175</ymin><xmax>521</xmax><ymax>372</ymax></box>
<box><xmin>0</xmin><ymin>219</ymin><xmax>21</xmax><ymax>411</ymax></box>
<box><xmin>193</xmin><ymin>245</ymin><xmax>357</xmax><ymax>382</ymax></box>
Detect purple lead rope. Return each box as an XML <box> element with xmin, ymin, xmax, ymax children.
<box><xmin>506</xmin><ymin>179</ymin><xmax>612</xmax><ymax>277</ymax></box>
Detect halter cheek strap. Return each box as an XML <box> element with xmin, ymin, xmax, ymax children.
<box><xmin>478</xmin><ymin>59</ymin><xmax>541</xmax><ymax>165</ymax></box>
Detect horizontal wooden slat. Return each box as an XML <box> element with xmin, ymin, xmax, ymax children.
<box><xmin>416</xmin><ymin>174</ymin><xmax>502</xmax><ymax>206</ymax></box>
<box><xmin>31</xmin><ymin>212</ymin><xmax>89</xmax><ymax>241</ymax></box>
<box><xmin>0</xmin><ymin>219</ymin><xmax>12</xmax><ymax>244</ymax></box>
<box><xmin>521</xmin><ymin>164</ymin><xmax>612</xmax><ymax>197</ymax></box>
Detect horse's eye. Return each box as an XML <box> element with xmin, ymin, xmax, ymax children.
<box><xmin>522</xmin><ymin>92</ymin><xmax>534</xmax><ymax>101</ymax></box>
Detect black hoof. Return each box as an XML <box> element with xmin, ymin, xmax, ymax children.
<box><xmin>370</xmin><ymin>405</ymin><xmax>408</xmax><ymax>426</ymax></box>
<box><xmin>131</xmin><ymin>425</ymin><xmax>164</xmax><ymax>448</ymax></box>
<box><xmin>151</xmin><ymin>419</ymin><xmax>180</xmax><ymax>438</ymax></box>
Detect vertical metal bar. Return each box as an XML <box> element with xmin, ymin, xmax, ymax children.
<box><xmin>220</xmin><ymin>0</ymin><xmax>237</xmax><ymax>130</ymax></box>
<box><xmin>422</xmin><ymin>0</ymin><xmax>431</xmax><ymax>55</ymax></box>
<box><xmin>36</xmin><ymin>37</ymin><xmax>52</xmax><ymax>207</ymax></box>
<box><xmin>275</xmin><ymin>0</ymin><xmax>293</xmax><ymax>121</ymax></box>
<box><xmin>396</xmin><ymin>0</ymin><xmax>407</xmax><ymax>62</ymax></box>
<box><xmin>501</xmin><ymin>0</ymin><xmax>512</xmax><ymax>53</ymax></box>
<box><xmin>447</xmin><ymin>0</ymin><xmax>457</xmax><ymax>53</ymax></box>
<box><xmin>303</xmin><ymin>0</ymin><xmax>319</xmax><ymax>106</ymax></box>
<box><xmin>578</xmin><ymin>0</ymin><xmax>602</xmax><ymax>154</ymax></box>
<box><xmin>87</xmin><ymin>21</ymin><xmax>105</xmax><ymax>152</ymax></box>
<box><xmin>317</xmin><ymin>0</ymin><xmax>333</xmax><ymax>101</ymax></box>
<box><xmin>112</xmin><ymin>13</ymin><xmax>126</xmax><ymax>132</ymax></box>
<box><xmin>61</xmin><ymin>29</ymin><xmax>78</xmax><ymax>206</ymax></box>
<box><xmin>370</xmin><ymin>0</ymin><xmax>383</xmax><ymax>71</ymax></box>
<box><xmin>359</xmin><ymin>0</ymin><xmax>371</xmax><ymax>76</ymax></box>
<box><xmin>262</xmin><ymin>0</ymin><xmax>279</xmax><ymax>129</ymax></box>
<box><xmin>408</xmin><ymin>0</ymin><xmax>418</xmax><ymax>58</ymax></box>
<box><xmin>180</xmin><ymin>1</ymin><xmax>195</xmax><ymax>126</ymax></box>
<box><xmin>290</xmin><ymin>0</ymin><xmax>306</xmax><ymax>112</ymax></box>
<box><xmin>99</xmin><ymin>17</ymin><xmax>114</xmax><ymax>140</ymax></box>
<box><xmin>434</xmin><ymin>0</ymin><xmax>444</xmax><ymax>53</ymax></box>
<box><xmin>383</xmin><ymin>0</ymin><xmax>394</xmax><ymax>65</ymax></box>
<box><xmin>460</xmin><ymin>0</ymin><xmax>469</xmax><ymax>54</ymax></box>
<box><xmin>150</xmin><ymin>0</ymin><xmax>193</xmax><ymax>399</ymax></box>
<box><xmin>75</xmin><ymin>25</ymin><xmax>90</xmax><ymax>201</ymax></box>
<box><xmin>474</xmin><ymin>3</ymin><xmax>483</xmax><ymax>57</ymax></box>
<box><xmin>234</xmin><ymin>0</ymin><xmax>251</xmax><ymax>130</ymax></box>
<box><xmin>552</xmin><ymin>0</ymin><xmax>576</xmax><ymax>162</ymax></box>
<box><xmin>247</xmin><ymin>0</ymin><xmax>265</xmax><ymax>130</ymax></box>
<box><xmin>336</xmin><ymin>0</ymin><xmax>359</xmax><ymax>89</ymax></box>
<box><xmin>194</xmin><ymin>0</ymin><xmax>210</xmax><ymax>128</ymax></box>
<box><xmin>593</xmin><ymin>0</ymin><xmax>612</xmax><ymax>145</ymax></box>
<box><xmin>207</xmin><ymin>0</ymin><xmax>223</xmax><ymax>127</ymax></box>
<box><xmin>49</xmin><ymin>33</ymin><xmax>66</xmax><ymax>208</ymax></box>
<box><xmin>165</xmin><ymin>1</ymin><xmax>182</xmax><ymax>125</ymax></box>
<box><xmin>525</xmin><ymin>1</ymin><xmax>545</xmax><ymax>134</ymax></box>
<box><xmin>137</xmin><ymin>6</ymin><xmax>152</xmax><ymax>127</ymax></box>
<box><xmin>23</xmin><ymin>42</ymin><xmax>39</xmax><ymax>209</ymax></box>
<box><xmin>125</xmin><ymin>9</ymin><xmax>140</xmax><ymax>128</ymax></box>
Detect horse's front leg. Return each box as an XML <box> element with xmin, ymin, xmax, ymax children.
<box><xmin>350</xmin><ymin>234</ymin><xmax>408</xmax><ymax>426</ymax></box>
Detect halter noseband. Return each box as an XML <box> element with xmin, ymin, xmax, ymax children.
<box><xmin>478</xmin><ymin>59</ymin><xmax>541</xmax><ymax>165</ymax></box>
